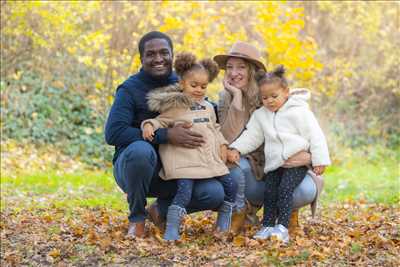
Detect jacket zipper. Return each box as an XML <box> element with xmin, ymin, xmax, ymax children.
<box><xmin>273</xmin><ymin>111</ymin><xmax>285</xmax><ymax>161</ymax></box>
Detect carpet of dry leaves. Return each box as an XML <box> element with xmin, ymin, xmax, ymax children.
<box><xmin>1</xmin><ymin>201</ymin><xmax>399</xmax><ymax>266</ymax></box>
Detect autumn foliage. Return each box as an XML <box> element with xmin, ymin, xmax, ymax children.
<box><xmin>1</xmin><ymin>203</ymin><xmax>399</xmax><ymax>266</ymax></box>
<box><xmin>1</xmin><ymin>1</ymin><xmax>399</xmax><ymax>266</ymax></box>
<box><xmin>2</xmin><ymin>1</ymin><xmax>398</xmax><ymax>166</ymax></box>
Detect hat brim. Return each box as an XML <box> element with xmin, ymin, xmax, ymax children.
<box><xmin>213</xmin><ymin>54</ymin><xmax>266</xmax><ymax>71</ymax></box>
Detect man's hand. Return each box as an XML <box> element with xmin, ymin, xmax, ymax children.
<box><xmin>313</xmin><ymin>165</ymin><xmax>326</xmax><ymax>176</ymax></box>
<box><xmin>167</xmin><ymin>122</ymin><xmax>204</xmax><ymax>148</ymax></box>
<box><xmin>227</xmin><ymin>149</ymin><xmax>240</xmax><ymax>165</ymax></box>
<box><xmin>142</xmin><ymin>123</ymin><xmax>155</xmax><ymax>141</ymax></box>
<box><xmin>220</xmin><ymin>145</ymin><xmax>228</xmax><ymax>163</ymax></box>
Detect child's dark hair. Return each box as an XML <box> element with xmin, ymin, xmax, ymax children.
<box><xmin>256</xmin><ymin>65</ymin><xmax>288</xmax><ymax>88</ymax></box>
<box><xmin>174</xmin><ymin>52</ymin><xmax>219</xmax><ymax>82</ymax></box>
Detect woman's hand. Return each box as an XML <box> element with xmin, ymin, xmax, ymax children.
<box><xmin>313</xmin><ymin>166</ymin><xmax>326</xmax><ymax>176</ymax></box>
<box><xmin>142</xmin><ymin>123</ymin><xmax>155</xmax><ymax>141</ymax></box>
<box><xmin>227</xmin><ymin>149</ymin><xmax>240</xmax><ymax>165</ymax></box>
<box><xmin>223</xmin><ymin>76</ymin><xmax>242</xmax><ymax>96</ymax></box>
<box><xmin>220</xmin><ymin>145</ymin><xmax>228</xmax><ymax>163</ymax></box>
<box><xmin>282</xmin><ymin>151</ymin><xmax>312</xmax><ymax>168</ymax></box>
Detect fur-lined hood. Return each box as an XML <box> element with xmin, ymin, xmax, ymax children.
<box><xmin>147</xmin><ymin>83</ymin><xmax>194</xmax><ymax>113</ymax></box>
<box><xmin>285</xmin><ymin>88</ymin><xmax>311</xmax><ymax>109</ymax></box>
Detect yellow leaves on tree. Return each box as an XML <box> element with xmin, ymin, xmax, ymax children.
<box><xmin>256</xmin><ymin>2</ymin><xmax>322</xmax><ymax>86</ymax></box>
<box><xmin>1</xmin><ymin>1</ymin><xmax>322</xmax><ymax>102</ymax></box>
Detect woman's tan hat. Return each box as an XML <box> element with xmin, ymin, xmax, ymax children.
<box><xmin>213</xmin><ymin>41</ymin><xmax>266</xmax><ymax>71</ymax></box>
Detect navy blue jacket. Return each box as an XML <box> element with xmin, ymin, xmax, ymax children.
<box><xmin>105</xmin><ymin>69</ymin><xmax>179</xmax><ymax>163</ymax></box>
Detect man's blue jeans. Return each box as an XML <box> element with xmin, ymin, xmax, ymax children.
<box><xmin>113</xmin><ymin>141</ymin><xmax>225</xmax><ymax>222</ymax></box>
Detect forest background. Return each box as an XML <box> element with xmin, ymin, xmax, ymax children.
<box><xmin>1</xmin><ymin>1</ymin><xmax>399</xmax><ymax>266</ymax></box>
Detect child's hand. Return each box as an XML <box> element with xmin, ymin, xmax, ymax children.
<box><xmin>227</xmin><ymin>149</ymin><xmax>240</xmax><ymax>165</ymax></box>
<box><xmin>142</xmin><ymin>123</ymin><xmax>155</xmax><ymax>141</ymax></box>
<box><xmin>220</xmin><ymin>145</ymin><xmax>228</xmax><ymax>163</ymax></box>
<box><xmin>313</xmin><ymin>165</ymin><xmax>326</xmax><ymax>176</ymax></box>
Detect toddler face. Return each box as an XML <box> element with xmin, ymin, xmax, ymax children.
<box><xmin>260</xmin><ymin>82</ymin><xmax>289</xmax><ymax>112</ymax></box>
<box><xmin>180</xmin><ymin>70</ymin><xmax>209</xmax><ymax>102</ymax></box>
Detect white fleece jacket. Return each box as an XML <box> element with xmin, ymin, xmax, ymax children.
<box><xmin>230</xmin><ymin>89</ymin><xmax>331</xmax><ymax>173</ymax></box>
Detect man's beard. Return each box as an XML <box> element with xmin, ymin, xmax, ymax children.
<box><xmin>149</xmin><ymin>68</ymin><xmax>172</xmax><ymax>81</ymax></box>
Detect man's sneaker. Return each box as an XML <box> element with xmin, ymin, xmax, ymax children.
<box><xmin>253</xmin><ymin>226</ymin><xmax>274</xmax><ymax>240</ymax></box>
<box><xmin>271</xmin><ymin>224</ymin><xmax>289</xmax><ymax>243</ymax></box>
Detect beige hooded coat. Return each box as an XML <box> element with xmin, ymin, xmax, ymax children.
<box><xmin>141</xmin><ymin>84</ymin><xmax>229</xmax><ymax>180</ymax></box>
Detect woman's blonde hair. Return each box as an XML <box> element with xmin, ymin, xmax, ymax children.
<box><xmin>243</xmin><ymin>61</ymin><xmax>263</xmax><ymax>113</ymax></box>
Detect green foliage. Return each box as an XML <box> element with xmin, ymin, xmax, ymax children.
<box><xmin>1</xmin><ymin>71</ymin><xmax>112</xmax><ymax>166</ymax></box>
<box><xmin>308</xmin><ymin>1</ymin><xmax>400</xmax><ymax>149</ymax></box>
<box><xmin>1</xmin><ymin>1</ymin><xmax>399</xmax><ymax>165</ymax></box>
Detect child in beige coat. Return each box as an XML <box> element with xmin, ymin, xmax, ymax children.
<box><xmin>142</xmin><ymin>53</ymin><xmax>237</xmax><ymax>241</ymax></box>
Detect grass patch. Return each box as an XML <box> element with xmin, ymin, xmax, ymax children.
<box><xmin>1</xmin><ymin>171</ymin><xmax>128</xmax><ymax>211</ymax></box>
<box><xmin>1</xmin><ymin>152</ymin><xmax>398</xmax><ymax>212</ymax></box>
<box><xmin>323</xmin><ymin>153</ymin><xmax>399</xmax><ymax>204</ymax></box>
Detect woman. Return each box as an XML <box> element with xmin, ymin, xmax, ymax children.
<box><xmin>213</xmin><ymin>41</ymin><xmax>323</xmax><ymax>234</ymax></box>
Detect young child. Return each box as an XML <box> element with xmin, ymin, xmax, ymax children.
<box><xmin>141</xmin><ymin>53</ymin><xmax>237</xmax><ymax>241</ymax></box>
<box><xmin>227</xmin><ymin>66</ymin><xmax>330</xmax><ymax>243</ymax></box>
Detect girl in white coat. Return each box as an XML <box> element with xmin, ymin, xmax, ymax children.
<box><xmin>227</xmin><ymin>65</ymin><xmax>330</xmax><ymax>243</ymax></box>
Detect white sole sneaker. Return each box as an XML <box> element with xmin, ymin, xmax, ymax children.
<box><xmin>253</xmin><ymin>226</ymin><xmax>274</xmax><ymax>240</ymax></box>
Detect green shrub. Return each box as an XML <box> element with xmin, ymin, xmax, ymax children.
<box><xmin>1</xmin><ymin>72</ymin><xmax>113</xmax><ymax>167</ymax></box>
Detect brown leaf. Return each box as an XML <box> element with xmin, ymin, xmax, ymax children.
<box><xmin>233</xmin><ymin>235</ymin><xmax>246</xmax><ymax>247</ymax></box>
<box><xmin>48</xmin><ymin>248</ymin><xmax>61</xmax><ymax>258</ymax></box>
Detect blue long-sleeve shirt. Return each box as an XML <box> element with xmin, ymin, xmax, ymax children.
<box><xmin>105</xmin><ymin>69</ymin><xmax>179</xmax><ymax>163</ymax></box>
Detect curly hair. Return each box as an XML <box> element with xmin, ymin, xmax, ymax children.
<box><xmin>257</xmin><ymin>65</ymin><xmax>288</xmax><ymax>88</ymax></box>
<box><xmin>199</xmin><ymin>59</ymin><xmax>219</xmax><ymax>82</ymax></box>
<box><xmin>174</xmin><ymin>52</ymin><xmax>220</xmax><ymax>82</ymax></box>
<box><xmin>174</xmin><ymin>53</ymin><xmax>197</xmax><ymax>78</ymax></box>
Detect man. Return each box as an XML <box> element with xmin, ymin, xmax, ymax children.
<box><xmin>105</xmin><ymin>31</ymin><xmax>225</xmax><ymax>238</ymax></box>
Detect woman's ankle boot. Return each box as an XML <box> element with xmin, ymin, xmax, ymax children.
<box><xmin>245</xmin><ymin>200</ymin><xmax>261</xmax><ymax>225</ymax></box>
<box><xmin>288</xmin><ymin>209</ymin><xmax>299</xmax><ymax>234</ymax></box>
<box><xmin>163</xmin><ymin>205</ymin><xmax>186</xmax><ymax>241</ymax></box>
<box><xmin>215</xmin><ymin>201</ymin><xmax>234</xmax><ymax>232</ymax></box>
<box><xmin>230</xmin><ymin>206</ymin><xmax>247</xmax><ymax>234</ymax></box>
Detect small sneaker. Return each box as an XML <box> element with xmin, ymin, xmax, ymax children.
<box><xmin>253</xmin><ymin>226</ymin><xmax>274</xmax><ymax>240</ymax></box>
<box><xmin>271</xmin><ymin>224</ymin><xmax>289</xmax><ymax>243</ymax></box>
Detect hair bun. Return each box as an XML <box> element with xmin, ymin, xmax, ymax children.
<box><xmin>255</xmin><ymin>69</ymin><xmax>267</xmax><ymax>82</ymax></box>
<box><xmin>199</xmin><ymin>59</ymin><xmax>219</xmax><ymax>82</ymax></box>
<box><xmin>174</xmin><ymin>53</ymin><xmax>197</xmax><ymax>77</ymax></box>
<box><xmin>272</xmin><ymin>65</ymin><xmax>285</xmax><ymax>78</ymax></box>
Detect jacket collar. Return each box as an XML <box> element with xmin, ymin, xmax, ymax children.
<box><xmin>137</xmin><ymin>68</ymin><xmax>179</xmax><ymax>88</ymax></box>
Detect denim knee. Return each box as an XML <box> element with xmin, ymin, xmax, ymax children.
<box><xmin>124</xmin><ymin>141</ymin><xmax>157</xmax><ymax>166</ymax></box>
<box><xmin>194</xmin><ymin>179</ymin><xmax>224</xmax><ymax>210</ymax></box>
<box><xmin>293</xmin><ymin>174</ymin><xmax>317</xmax><ymax>209</ymax></box>
<box><xmin>114</xmin><ymin>141</ymin><xmax>158</xmax><ymax>192</ymax></box>
<box><xmin>204</xmin><ymin>185</ymin><xmax>224</xmax><ymax>209</ymax></box>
